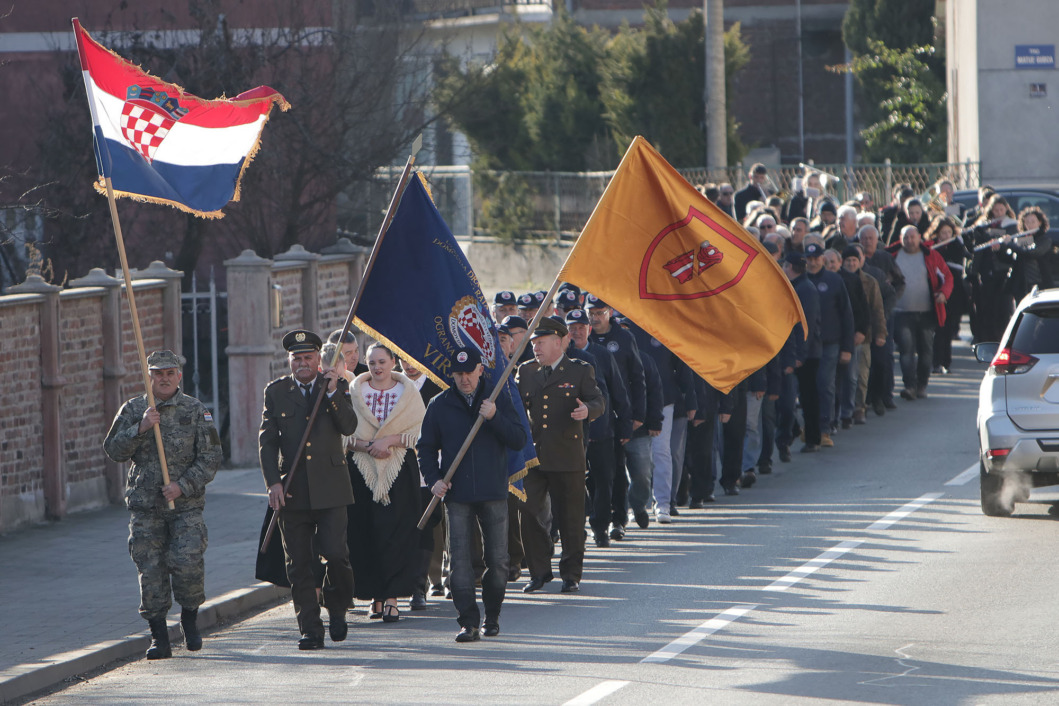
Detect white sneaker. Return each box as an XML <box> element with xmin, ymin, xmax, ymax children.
<box><xmin>657</xmin><ymin>511</ymin><xmax>672</xmax><ymax>524</ymax></box>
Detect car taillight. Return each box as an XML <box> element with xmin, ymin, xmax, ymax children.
<box><xmin>990</xmin><ymin>347</ymin><xmax>1039</xmax><ymax>374</ymax></box>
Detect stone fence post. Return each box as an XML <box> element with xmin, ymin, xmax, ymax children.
<box><xmin>69</xmin><ymin>268</ymin><xmax>126</xmax><ymax>504</ymax></box>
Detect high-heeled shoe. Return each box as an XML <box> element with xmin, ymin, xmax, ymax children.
<box><xmin>368</xmin><ymin>601</ymin><xmax>383</xmax><ymax>620</ymax></box>
<box><xmin>382</xmin><ymin>603</ymin><xmax>400</xmax><ymax>623</ymax></box>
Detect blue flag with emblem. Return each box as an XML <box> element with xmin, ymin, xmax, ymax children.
<box><xmin>354</xmin><ymin>174</ymin><xmax>536</xmax><ymax>497</ymax></box>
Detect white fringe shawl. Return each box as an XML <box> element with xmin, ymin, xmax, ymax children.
<box><xmin>350</xmin><ymin>372</ymin><xmax>425</xmax><ymax>506</ymax></box>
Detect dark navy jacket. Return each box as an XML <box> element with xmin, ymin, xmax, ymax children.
<box><xmin>417</xmin><ymin>380</ymin><xmax>527</xmax><ymax>504</ymax></box>
<box><xmin>589</xmin><ymin>321</ymin><xmax>647</xmax><ymax>424</ymax></box>
<box><xmin>628</xmin><ymin>323</ymin><xmax>696</xmax><ymax>413</ymax></box>
<box><xmin>791</xmin><ymin>272</ymin><xmax>822</xmax><ymax>360</ymax></box>
<box><xmin>570</xmin><ymin>341</ymin><xmax>632</xmax><ymax>441</ymax></box>
<box><xmin>807</xmin><ymin>268</ymin><xmax>854</xmax><ymax>353</ymax></box>
<box><xmin>632</xmin><ymin>352</ymin><xmax>665</xmax><ymax>438</ymax></box>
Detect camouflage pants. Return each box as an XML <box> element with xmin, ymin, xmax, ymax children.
<box><xmin>129</xmin><ymin>509</ymin><xmax>208</xmax><ymax>621</ymax></box>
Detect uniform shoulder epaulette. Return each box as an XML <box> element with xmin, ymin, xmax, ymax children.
<box><xmin>517</xmin><ymin>359</ymin><xmax>540</xmax><ymax>373</ymax></box>
<box><xmin>266</xmin><ymin>377</ymin><xmax>289</xmax><ymax>390</ymax></box>
<box><xmin>568</xmin><ymin>357</ymin><xmax>591</xmax><ymax>368</ymax></box>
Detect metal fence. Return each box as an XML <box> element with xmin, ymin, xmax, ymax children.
<box><xmin>373</xmin><ymin>160</ymin><xmax>981</xmax><ymax>242</ymax></box>
<box><xmin>181</xmin><ymin>268</ymin><xmax>229</xmax><ymax>453</ymax></box>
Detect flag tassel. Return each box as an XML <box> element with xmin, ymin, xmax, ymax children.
<box><xmin>103</xmin><ymin>177</ymin><xmax>176</xmax><ymax>510</ymax></box>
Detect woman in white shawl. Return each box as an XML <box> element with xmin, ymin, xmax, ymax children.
<box><xmin>346</xmin><ymin>343</ymin><xmax>426</xmax><ymax>623</ymax></box>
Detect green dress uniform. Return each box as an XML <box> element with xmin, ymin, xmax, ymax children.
<box><xmin>516</xmin><ymin>354</ymin><xmax>604</xmax><ymax>586</ymax></box>
<box><xmin>259</xmin><ymin>371</ymin><xmax>357</xmax><ymax>642</ymax></box>
<box><xmin>103</xmin><ymin>388</ymin><xmax>222</xmax><ymax>621</ymax></box>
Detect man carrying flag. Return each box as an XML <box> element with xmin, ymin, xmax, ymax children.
<box><xmin>418</xmin><ymin>349</ymin><xmax>527</xmax><ymax>642</ymax></box>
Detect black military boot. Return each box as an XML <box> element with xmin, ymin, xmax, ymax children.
<box><xmin>181</xmin><ymin>608</ymin><xmax>202</xmax><ymax>651</ymax></box>
<box><xmin>146</xmin><ymin>618</ymin><xmax>172</xmax><ymax>660</ymax></box>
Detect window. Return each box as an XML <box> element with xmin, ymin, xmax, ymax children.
<box><xmin>1011</xmin><ymin>308</ymin><xmax>1059</xmax><ymax>354</ymax></box>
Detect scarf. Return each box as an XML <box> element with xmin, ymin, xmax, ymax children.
<box><xmin>350</xmin><ymin>371</ymin><xmax>425</xmax><ymax>505</ymax></box>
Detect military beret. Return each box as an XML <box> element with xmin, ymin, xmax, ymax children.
<box><xmin>530</xmin><ymin>316</ymin><xmax>568</xmax><ymax>340</ymax></box>
<box><xmin>147</xmin><ymin>350</ymin><xmax>185</xmax><ymax>370</ymax></box>
<box><xmin>804</xmin><ymin>242</ymin><xmax>823</xmax><ymax>258</ymax></box>
<box><xmin>450</xmin><ymin>348</ymin><xmax>482</xmax><ymax>373</ymax></box>
<box><xmin>564</xmin><ymin>308</ymin><xmax>589</xmax><ymax>325</ymax></box>
<box><xmin>517</xmin><ymin>293</ymin><xmax>536</xmax><ymax>309</ymax></box>
<box><xmin>499</xmin><ymin>315</ymin><xmax>528</xmax><ymax>334</ymax></box>
<box><xmin>584</xmin><ymin>294</ymin><xmax>609</xmax><ymax>309</ymax></box>
<box><xmin>282</xmin><ymin>329</ymin><xmax>322</xmax><ymax>354</ymax></box>
<box><xmin>494</xmin><ymin>290</ymin><xmax>516</xmax><ymax>305</ymax></box>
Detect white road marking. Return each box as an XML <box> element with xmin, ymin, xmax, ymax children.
<box><xmin>640</xmin><ymin>605</ymin><xmax>759</xmax><ymax>663</ymax></box>
<box><xmin>945</xmin><ymin>463</ymin><xmax>979</xmax><ymax>486</ymax></box>
<box><xmin>762</xmin><ymin>539</ymin><xmax>864</xmax><ymax>592</ymax></box>
<box><xmin>563</xmin><ymin>680</ymin><xmax>630</xmax><ymax>705</ymax></box>
<box><xmin>636</xmin><ymin>489</ymin><xmax>949</xmax><ymax>670</ymax></box>
<box><xmin>866</xmin><ymin>493</ymin><xmax>943</xmax><ymax>530</ymax></box>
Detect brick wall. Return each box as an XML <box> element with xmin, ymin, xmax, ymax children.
<box><xmin>0</xmin><ymin>270</ymin><xmax>181</xmax><ymax>534</ymax></box>
<box><xmin>58</xmin><ymin>295</ymin><xmax>107</xmax><ymax>487</ymax></box>
<box><xmin>0</xmin><ymin>299</ymin><xmax>46</xmax><ymax>526</ymax></box>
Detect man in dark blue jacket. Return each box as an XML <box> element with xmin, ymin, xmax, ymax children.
<box><xmin>782</xmin><ymin>250</ymin><xmax>822</xmax><ymax>453</ymax></box>
<box><xmin>804</xmin><ymin>241</ymin><xmax>854</xmax><ymax>447</ymax></box>
<box><xmin>419</xmin><ymin>349</ymin><xmax>527</xmax><ymax>643</ymax></box>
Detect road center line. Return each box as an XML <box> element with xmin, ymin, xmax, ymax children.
<box><xmin>562</xmin><ymin>680</ymin><xmax>630</xmax><ymax>705</ymax></box>
<box><xmin>866</xmin><ymin>493</ymin><xmax>943</xmax><ymax>530</ymax></box>
<box><xmin>638</xmin><ymin>492</ymin><xmax>945</xmax><ymax>667</ymax></box>
<box><xmin>762</xmin><ymin>539</ymin><xmax>864</xmax><ymax>592</ymax></box>
<box><xmin>945</xmin><ymin>463</ymin><xmax>979</xmax><ymax>486</ymax></box>
<box><xmin>640</xmin><ymin>605</ymin><xmax>759</xmax><ymax>663</ymax></box>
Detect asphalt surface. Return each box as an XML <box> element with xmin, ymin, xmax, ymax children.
<box><xmin>11</xmin><ymin>340</ymin><xmax>1059</xmax><ymax>704</ymax></box>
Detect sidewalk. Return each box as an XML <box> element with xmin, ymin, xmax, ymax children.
<box><xmin>0</xmin><ymin>468</ymin><xmax>287</xmax><ymax>704</ymax></box>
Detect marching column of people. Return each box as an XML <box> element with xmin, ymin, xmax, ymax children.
<box><xmin>111</xmin><ymin>173</ymin><xmax>1028</xmax><ymax>653</ymax></box>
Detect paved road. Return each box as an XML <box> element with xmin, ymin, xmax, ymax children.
<box><xmin>20</xmin><ymin>345</ymin><xmax>1059</xmax><ymax>704</ymax></box>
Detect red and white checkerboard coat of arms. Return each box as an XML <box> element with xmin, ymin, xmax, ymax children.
<box><xmin>449</xmin><ymin>296</ymin><xmax>497</xmax><ymax>368</ymax></box>
<box><xmin>119</xmin><ymin>86</ymin><xmax>188</xmax><ymax>163</ymax></box>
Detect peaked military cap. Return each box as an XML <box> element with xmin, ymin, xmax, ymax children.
<box><xmin>282</xmin><ymin>329</ymin><xmax>323</xmax><ymax>354</ymax></box>
<box><xmin>530</xmin><ymin>316</ymin><xmax>568</xmax><ymax>340</ymax></box>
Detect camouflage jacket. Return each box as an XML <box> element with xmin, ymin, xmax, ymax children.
<box><xmin>104</xmin><ymin>389</ymin><xmax>222</xmax><ymax>512</ymax></box>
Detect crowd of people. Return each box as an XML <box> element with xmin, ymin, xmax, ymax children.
<box><xmin>108</xmin><ymin>164</ymin><xmax>1055</xmax><ymax>656</ymax></box>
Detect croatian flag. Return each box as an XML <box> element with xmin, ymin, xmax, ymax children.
<box><xmin>72</xmin><ymin>18</ymin><xmax>289</xmax><ymax>218</ymax></box>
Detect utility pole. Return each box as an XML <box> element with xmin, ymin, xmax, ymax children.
<box><xmin>704</xmin><ymin>0</ymin><xmax>726</xmax><ymax>179</ymax></box>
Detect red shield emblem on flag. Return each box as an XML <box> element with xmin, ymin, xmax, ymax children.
<box><xmin>449</xmin><ymin>296</ymin><xmax>497</xmax><ymax>367</ymax></box>
<box><xmin>639</xmin><ymin>207</ymin><xmax>758</xmax><ymax>301</ymax></box>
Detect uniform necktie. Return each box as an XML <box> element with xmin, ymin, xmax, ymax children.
<box><xmin>543</xmin><ymin>366</ymin><xmax>552</xmax><ymax>380</ymax></box>
<box><xmin>301</xmin><ymin>383</ymin><xmax>312</xmax><ymax>400</ymax></box>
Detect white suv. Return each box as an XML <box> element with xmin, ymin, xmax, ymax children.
<box><xmin>974</xmin><ymin>288</ymin><xmax>1059</xmax><ymax>516</ymax></box>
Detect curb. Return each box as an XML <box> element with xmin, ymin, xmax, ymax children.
<box><xmin>0</xmin><ymin>583</ymin><xmax>288</xmax><ymax>704</ymax></box>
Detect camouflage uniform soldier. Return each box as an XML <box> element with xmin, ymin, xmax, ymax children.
<box><xmin>104</xmin><ymin>350</ymin><xmax>222</xmax><ymax>660</ymax></box>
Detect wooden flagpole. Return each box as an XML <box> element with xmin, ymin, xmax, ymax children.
<box><xmin>103</xmin><ymin>177</ymin><xmax>175</xmax><ymax>510</ymax></box>
<box><xmin>416</xmin><ymin>276</ymin><xmax>563</xmax><ymax>529</ymax></box>
<box><xmin>260</xmin><ymin>136</ymin><xmax>423</xmax><ymax>553</ymax></box>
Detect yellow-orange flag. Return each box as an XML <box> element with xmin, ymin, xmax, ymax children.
<box><xmin>559</xmin><ymin>136</ymin><xmax>806</xmax><ymax>393</ymax></box>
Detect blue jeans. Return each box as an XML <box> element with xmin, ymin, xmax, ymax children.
<box><xmin>446</xmin><ymin>499</ymin><xmax>508</xmax><ymax>629</ymax></box>
<box><xmin>624</xmin><ymin>436</ymin><xmax>653</xmax><ymax>516</ymax></box>
<box><xmin>895</xmin><ymin>311</ymin><xmax>936</xmax><ymax>391</ymax></box>
<box><xmin>817</xmin><ymin>343</ymin><xmax>840</xmax><ymax>430</ymax></box>
<box><xmin>742</xmin><ymin>392</ymin><xmax>763</xmax><ymax>472</ymax></box>
<box><xmin>651</xmin><ymin>405</ymin><xmax>675</xmax><ymax>513</ymax></box>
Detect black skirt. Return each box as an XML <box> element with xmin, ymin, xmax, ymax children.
<box><xmin>346</xmin><ymin>450</ymin><xmax>423</xmax><ymax>601</ymax></box>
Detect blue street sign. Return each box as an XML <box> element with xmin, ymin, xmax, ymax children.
<box><xmin>1015</xmin><ymin>45</ymin><xmax>1055</xmax><ymax>69</ymax></box>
